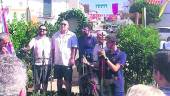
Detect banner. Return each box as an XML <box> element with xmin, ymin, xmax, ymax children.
<box><xmin>112</xmin><ymin>3</ymin><xmax>118</xmax><ymax>15</ymax></box>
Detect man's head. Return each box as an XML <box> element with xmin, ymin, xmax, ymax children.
<box><xmin>0</xmin><ymin>33</ymin><xmax>10</xmax><ymax>48</ymax></box>
<box><xmin>126</xmin><ymin>84</ymin><xmax>165</xmax><ymax>96</ymax></box>
<box><xmin>0</xmin><ymin>54</ymin><xmax>27</xmax><ymax>95</ymax></box>
<box><xmin>38</xmin><ymin>24</ymin><xmax>47</xmax><ymax>36</ymax></box>
<box><xmin>153</xmin><ymin>51</ymin><xmax>170</xmax><ymax>87</ymax></box>
<box><xmin>81</xmin><ymin>24</ymin><xmax>92</xmax><ymax>36</ymax></box>
<box><xmin>96</xmin><ymin>30</ymin><xmax>108</xmax><ymax>44</ymax></box>
<box><xmin>60</xmin><ymin>20</ymin><xmax>69</xmax><ymax>33</ymax></box>
<box><xmin>106</xmin><ymin>35</ymin><xmax>118</xmax><ymax>50</ymax></box>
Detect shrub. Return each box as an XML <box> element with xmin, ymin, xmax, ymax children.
<box><xmin>117</xmin><ymin>25</ymin><xmax>160</xmax><ymax>90</ymax></box>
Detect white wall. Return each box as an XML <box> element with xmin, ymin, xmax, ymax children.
<box><xmin>1</xmin><ymin>0</ymin><xmax>82</xmax><ymax>24</ymax></box>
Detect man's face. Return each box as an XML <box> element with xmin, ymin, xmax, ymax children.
<box><xmin>106</xmin><ymin>40</ymin><xmax>116</xmax><ymax>49</ymax></box>
<box><xmin>39</xmin><ymin>26</ymin><xmax>47</xmax><ymax>36</ymax></box>
<box><xmin>0</xmin><ymin>36</ymin><xmax>9</xmax><ymax>47</ymax></box>
<box><xmin>60</xmin><ymin>21</ymin><xmax>69</xmax><ymax>32</ymax></box>
<box><xmin>82</xmin><ymin>27</ymin><xmax>90</xmax><ymax>36</ymax></box>
<box><xmin>97</xmin><ymin>33</ymin><xmax>106</xmax><ymax>43</ymax></box>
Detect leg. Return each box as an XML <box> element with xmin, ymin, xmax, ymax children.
<box><xmin>42</xmin><ymin>65</ymin><xmax>51</xmax><ymax>91</ymax></box>
<box><xmin>54</xmin><ymin>65</ymin><xmax>64</xmax><ymax>93</ymax></box>
<box><xmin>33</xmin><ymin>65</ymin><xmax>41</xmax><ymax>92</ymax></box>
<box><xmin>64</xmin><ymin>66</ymin><xmax>73</xmax><ymax>96</ymax></box>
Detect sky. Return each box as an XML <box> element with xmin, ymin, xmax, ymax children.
<box><xmin>80</xmin><ymin>0</ymin><xmax>130</xmax><ymax>14</ymax></box>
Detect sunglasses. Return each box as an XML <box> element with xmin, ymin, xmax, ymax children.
<box><xmin>60</xmin><ymin>23</ymin><xmax>67</xmax><ymax>26</ymax></box>
<box><xmin>39</xmin><ymin>29</ymin><xmax>47</xmax><ymax>31</ymax></box>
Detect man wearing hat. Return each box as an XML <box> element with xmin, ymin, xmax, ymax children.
<box><xmin>52</xmin><ymin>20</ymin><xmax>78</xmax><ymax>96</ymax></box>
<box><xmin>99</xmin><ymin>35</ymin><xmax>127</xmax><ymax>96</ymax></box>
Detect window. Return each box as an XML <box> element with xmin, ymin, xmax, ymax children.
<box><xmin>43</xmin><ymin>0</ymin><xmax>52</xmax><ymax>17</ymax></box>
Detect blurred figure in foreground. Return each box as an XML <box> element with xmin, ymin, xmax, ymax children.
<box><xmin>126</xmin><ymin>84</ymin><xmax>165</xmax><ymax>96</ymax></box>
<box><xmin>153</xmin><ymin>51</ymin><xmax>170</xmax><ymax>96</ymax></box>
<box><xmin>0</xmin><ymin>54</ymin><xmax>27</xmax><ymax>96</ymax></box>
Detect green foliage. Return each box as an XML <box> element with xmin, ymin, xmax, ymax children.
<box><xmin>129</xmin><ymin>1</ymin><xmax>160</xmax><ymax>24</ymax></box>
<box><xmin>55</xmin><ymin>9</ymin><xmax>88</xmax><ymax>37</ymax></box>
<box><xmin>117</xmin><ymin>25</ymin><xmax>160</xmax><ymax>89</ymax></box>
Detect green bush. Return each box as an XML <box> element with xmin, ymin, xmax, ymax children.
<box><xmin>117</xmin><ymin>25</ymin><xmax>160</xmax><ymax>90</ymax></box>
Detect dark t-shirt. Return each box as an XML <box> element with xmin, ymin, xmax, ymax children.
<box><xmin>105</xmin><ymin>49</ymin><xmax>127</xmax><ymax>92</ymax></box>
<box><xmin>78</xmin><ymin>35</ymin><xmax>97</xmax><ymax>62</ymax></box>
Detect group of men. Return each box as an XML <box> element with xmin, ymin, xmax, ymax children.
<box><xmin>0</xmin><ymin>19</ymin><xmax>170</xmax><ymax>96</ymax></box>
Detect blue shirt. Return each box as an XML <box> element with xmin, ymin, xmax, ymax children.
<box><xmin>78</xmin><ymin>35</ymin><xmax>97</xmax><ymax>62</ymax></box>
<box><xmin>106</xmin><ymin>49</ymin><xmax>127</xmax><ymax>93</ymax></box>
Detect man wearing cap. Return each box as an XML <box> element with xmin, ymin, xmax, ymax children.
<box><xmin>52</xmin><ymin>20</ymin><xmax>78</xmax><ymax>96</ymax></box>
<box><xmin>99</xmin><ymin>35</ymin><xmax>127</xmax><ymax>96</ymax></box>
<box><xmin>23</xmin><ymin>24</ymin><xmax>51</xmax><ymax>92</ymax></box>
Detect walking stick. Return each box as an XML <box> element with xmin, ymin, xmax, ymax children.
<box><xmin>50</xmin><ymin>56</ymin><xmax>53</xmax><ymax>95</ymax></box>
<box><xmin>42</xmin><ymin>50</ymin><xmax>46</xmax><ymax>93</ymax></box>
<box><xmin>99</xmin><ymin>32</ymin><xmax>106</xmax><ymax>96</ymax></box>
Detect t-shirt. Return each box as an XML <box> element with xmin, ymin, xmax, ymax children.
<box><xmin>52</xmin><ymin>31</ymin><xmax>78</xmax><ymax>66</ymax></box>
<box><xmin>106</xmin><ymin>49</ymin><xmax>127</xmax><ymax>93</ymax></box>
<box><xmin>160</xmin><ymin>87</ymin><xmax>170</xmax><ymax>96</ymax></box>
<box><xmin>29</xmin><ymin>36</ymin><xmax>51</xmax><ymax>65</ymax></box>
<box><xmin>78</xmin><ymin>35</ymin><xmax>97</xmax><ymax>62</ymax></box>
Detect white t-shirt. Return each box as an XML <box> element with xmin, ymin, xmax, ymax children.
<box><xmin>52</xmin><ymin>31</ymin><xmax>78</xmax><ymax>66</ymax></box>
<box><xmin>29</xmin><ymin>36</ymin><xmax>51</xmax><ymax>65</ymax></box>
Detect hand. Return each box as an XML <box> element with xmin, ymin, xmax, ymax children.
<box><xmin>69</xmin><ymin>58</ymin><xmax>75</xmax><ymax>66</ymax></box>
<box><xmin>81</xmin><ymin>56</ymin><xmax>90</xmax><ymax>65</ymax></box>
<box><xmin>1</xmin><ymin>47</ymin><xmax>8</xmax><ymax>54</ymax></box>
<box><xmin>21</xmin><ymin>47</ymin><xmax>29</xmax><ymax>52</ymax></box>
<box><xmin>98</xmin><ymin>49</ymin><xmax>106</xmax><ymax>57</ymax></box>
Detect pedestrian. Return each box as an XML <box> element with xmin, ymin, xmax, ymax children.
<box><xmin>0</xmin><ymin>54</ymin><xmax>27</xmax><ymax>96</ymax></box>
<box><xmin>99</xmin><ymin>35</ymin><xmax>127</xmax><ymax>96</ymax></box>
<box><xmin>52</xmin><ymin>20</ymin><xmax>78</xmax><ymax>96</ymax></box>
<box><xmin>23</xmin><ymin>24</ymin><xmax>51</xmax><ymax>92</ymax></box>
<box><xmin>153</xmin><ymin>51</ymin><xmax>170</xmax><ymax>96</ymax></box>
<box><xmin>0</xmin><ymin>32</ymin><xmax>15</xmax><ymax>55</ymax></box>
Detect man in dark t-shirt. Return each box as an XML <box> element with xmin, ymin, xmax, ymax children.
<box><xmin>78</xmin><ymin>24</ymin><xmax>97</xmax><ymax>75</ymax></box>
<box><xmin>99</xmin><ymin>35</ymin><xmax>127</xmax><ymax>96</ymax></box>
<box><xmin>77</xmin><ymin>24</ymin><xmax>97</xmax><ymax>95</ymax></box>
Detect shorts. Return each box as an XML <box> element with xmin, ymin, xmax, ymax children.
<box><xmin>54</xmin><ymin>65</ymin><xmax>73</xmax><ymax>83</ymax></box>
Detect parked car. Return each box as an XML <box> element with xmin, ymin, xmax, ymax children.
<box><xmin>158</xmin><ymin>27</ymin><xmax>170</xmax><ymax>40</ymax></box>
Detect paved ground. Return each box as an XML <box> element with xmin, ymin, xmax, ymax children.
<box><xmin>47</xmin><ymin>79</ymin><xmax>79</xmax><ymax>93</ymax></box>
<box><xmin>28</xmin><ymin>66</ymin><xmax>80</xmax><ymax>93</ymax></box>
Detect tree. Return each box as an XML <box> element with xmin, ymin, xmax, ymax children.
<box><xmin>129</xmin><ymin>1</ymin><xmax>160</xmax><ymax>24</ymax></box>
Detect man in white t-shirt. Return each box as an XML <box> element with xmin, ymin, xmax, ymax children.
<box><xmin>52</xmin><ymin>20</ymin><xmax>78</xmax><ymax>96</ymax></box>
<box><xmin>24</xmin><ymin>24</ymin><xmax>51</xmax><ymax>92</ymax></box>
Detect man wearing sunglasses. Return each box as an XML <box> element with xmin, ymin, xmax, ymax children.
<box><xmin>23</xmin><ymin>24</ymin><xmax>51</xmax><ymax>92</ymax></box>
<box><xmin>52</xmin><ymin>20</ymin><xmax>78</xmax><ymax>96</ymax></box>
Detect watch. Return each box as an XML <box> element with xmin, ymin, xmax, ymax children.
<box><xmin>105</xmin><ymin>57</ymin><xmax>109</xmax><ymax>61</ymax></box>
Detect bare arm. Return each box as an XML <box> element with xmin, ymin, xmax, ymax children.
<box><xmin>105</xmin><ymin>59</ymin><xmax>121</xmax><ymax>72</ymax></box>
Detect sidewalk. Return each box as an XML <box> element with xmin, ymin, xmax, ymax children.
<box><xmin>28</xmin><ymin>66</ymin><xmax>80</xmax><ymax>93</ymax></box>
